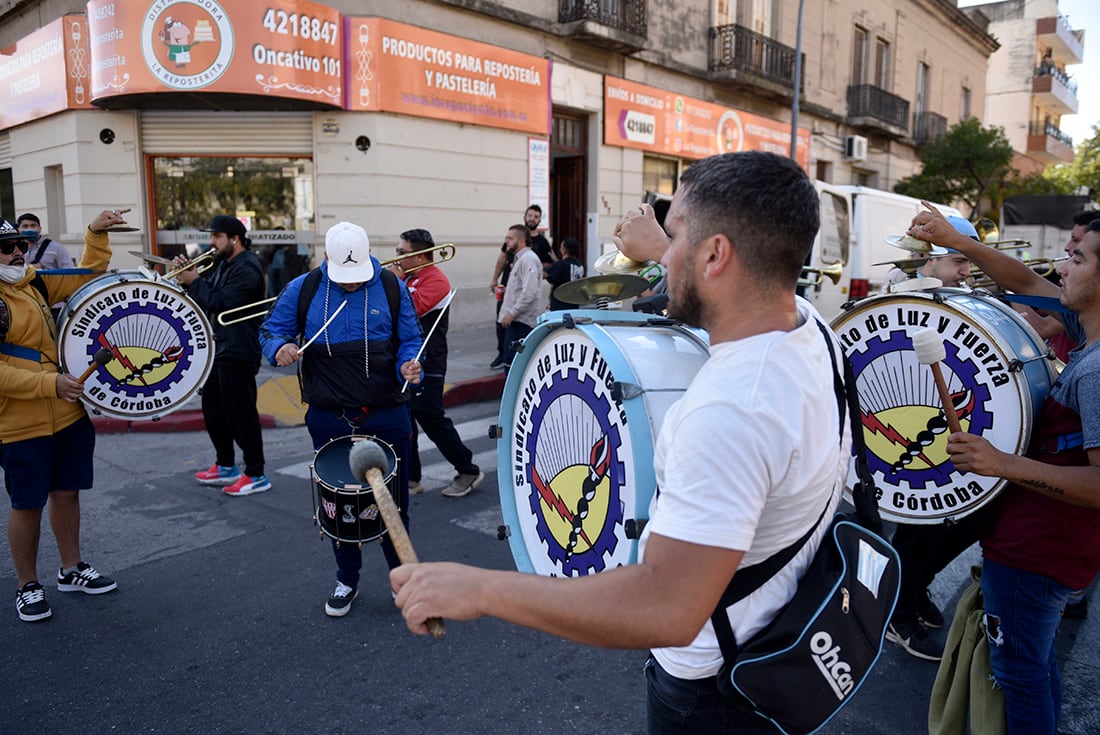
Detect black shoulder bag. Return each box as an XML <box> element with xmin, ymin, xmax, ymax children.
<box><xmin>709</xmin><ymin>320</ymin><xmax>900</xmax><ymax>735</ymax></box>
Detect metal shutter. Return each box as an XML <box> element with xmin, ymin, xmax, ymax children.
<box><xmin>140</xmin><ymin>110</ymin><xmax>313</xmax><ymax>155</ymax></box>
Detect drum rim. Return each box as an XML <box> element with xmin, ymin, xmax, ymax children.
<box><xmin>312</xmin><ymin>434</ymin><xmax>398</xmax><ymax>543</ymax></box>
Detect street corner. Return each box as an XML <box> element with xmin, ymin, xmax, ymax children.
<box><xmin>443</xmin><ymin>372</ymin><xmax>506</xmax><ymax>408</ymax></box>
<box><xmin>258</xmin><ymin>374</ymin><xmax>307</xmax><ymax>427</ymax></box>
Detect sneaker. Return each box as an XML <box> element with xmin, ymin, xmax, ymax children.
<box><xmin>195</xmin><ymin>463</ymin><xmax>241</xmax><ymax>486</ymax></box>
<box><xmin>918</xmin><ymin>588</ymin><xmax>945</xmax><ymax>629</ymax></box>
<box><xmin>1064</xmin><ymin>596</ymin><xmax>1089</xmax><ymax>620</ymax></box>
<box><xmin>325</xmin><ymin>582</ymin><xmax>358</xmax><ymax>617</ymax></box>
<box><xmin>56</xmin><ymin>562</ymin><xmax>117</xmax><ymax>595</ymax></box>
<box><xmin>442</xmin><ymin>471</ymin><xmax>484</xmax><ymax>498</ymax></box>
<box><xmin>16</xmin><ymin>582</ymin><xmax>52</xmax><ymax>622</ymax></box>
<box><xmin>409</xmin><ymin>480</ymin><xmax>425</xmax><ymax>495</ymax></box>
<box><xmin>223</xmin><ymin>474</ymin><xmax>271</xmax><ymax>496</ymax></box>
<box><xmin>489</xmin><ymin>356</ymin><xmax>506</xmax><ymax>369</ymax></box>
<box><xmin>886</xmin><ymin>619</ymin><xmax>943</xmax><ymax>661</ymax></box>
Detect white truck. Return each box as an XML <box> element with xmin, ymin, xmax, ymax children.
<box><xmin>799</xmin><ymin>184</ymin><xmax>963</xmax><ymax>320</ymax></box>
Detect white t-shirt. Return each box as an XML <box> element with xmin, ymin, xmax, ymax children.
<box><xmin>641</xmin><ymin>297</ymin><xmax>851</xmax><ymax>680</ymax></box>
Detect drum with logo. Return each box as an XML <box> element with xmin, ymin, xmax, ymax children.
<box><xmin>311</xmin><ymin>435</ymin><xmax>398</xmax><ymax>545</ymax></box>
<box><xmin>57</xmin><ymin>271</ymin><xmax>214</xmax><ymax>421</ymax></box>
<box><xmin>831</xmin><ymin>288</ymin><xmax>1056</xmax><ymax>524</ymax></box>
<box><xmin>498</xmin><ymin>310</ymin><xmax>710</xmax><ymax>577</ymax></box>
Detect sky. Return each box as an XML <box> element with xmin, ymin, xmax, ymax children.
<box><xmin>961</xmin><ymin>0</ymin><xmax>1099</xmax><ymax>146</ymax></box>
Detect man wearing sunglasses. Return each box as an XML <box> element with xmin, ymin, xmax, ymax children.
<box><xmin>0</xmin><ymin>208</ymin><xmax>128</xmax><ymax>623</ymax></box>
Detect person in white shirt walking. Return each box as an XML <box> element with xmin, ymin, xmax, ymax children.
<box><xmin>498</xmin><ymin>224</ymin><xmax>543</xmax><ymax>370</ymax></box>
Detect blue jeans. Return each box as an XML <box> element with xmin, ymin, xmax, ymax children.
<box><xmin>645</xmin><ymin>658</ymin><xmax>779</xmax><ymax>735</ymax></box>
<box><xmin>306</xmin><ymin>405</ymin><xmax>411</xmax><ymax>587</ymax></box>
<box><xmin>981</xmin><ymin>558</ymin><xmax>1072</xmax><ymax>735</ymax></box>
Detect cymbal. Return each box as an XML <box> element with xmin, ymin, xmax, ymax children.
<box><xmin>871</xmin><ymin>256</ymin><xmax>930</xmax><ymax>271</ymax></box>
<box><xmin>884</xmin><ymin>234</ymin><xmax>948</xmax><ymax>256</ymax></box>
<box><xmin>129</xmin><ymin>250</ymin><xmax>173</xmax><ymax>266</ymax></box>
<box><xmin>553</xmin><ymin>275</ymin><xmax>651</xmax><ymax>306</ymax></box>
<box><xmin>594</xmin><ymin>249</ymin><xmax>648</xmax><ymax>275</ymax></box>
<box><xmin>107</xmin><ymin>226</ymin><xmax>141</xmax><ymax>233</ymax></box>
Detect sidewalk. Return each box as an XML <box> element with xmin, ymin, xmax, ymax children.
<box><xmin>90</xmin><ymin>323</ymin><xmax>506</xmax><ymax>433</ymax></box>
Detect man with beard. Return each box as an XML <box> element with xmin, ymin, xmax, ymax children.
<box><xmin>909</xmin><ymin>206</ymin><xmax>1100</xmax><ymax>735</ymax></box>
<box><xmin>391</xmin><ymin>152</ymin><xmax>850</xmax><ymax>734</ymax></box>
<box><xmin>173</xmin><ymin>216</ymin><xmax>268</xmax><ymax>496</ymax></box>
<box><xmin>1</xmin><ymin>209</ymin><xmax>129</xmax><ymax>622</ymax></box>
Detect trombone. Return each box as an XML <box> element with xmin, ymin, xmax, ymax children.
<box><xmin>163</xmin><ymin>250</ymin><xmax>216</xmax><ymax>280</ymax></box>
<box><xmin>216</xmin><ymin>242</ymin><xmax>456</xmax><ymax>326</ymax></box>
<box><xmin>970</xmin><ymin>257</ymin><xmax>1066</xmax><ymax>289</ymax></box>
<box><xmin>798</xmin><ymin>262</ymin><xmax>843</xmax><ymax>288</ymax></box>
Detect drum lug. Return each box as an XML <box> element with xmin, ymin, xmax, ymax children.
<box><xmin>611</xmin><ymin>381</ymin><xmax>643</xmax><ymax>402</ymax></box>
<box><xmin>488</xmin><ymin>424</ymin><xmax>503</xmax><ymax>439</ymax></box>
<box><xmin>496</xmin><ymin>524</ymin><xmax>510</xmax><ymax>541</ymax></box>
<box><xmin>624</xmin><ymin>519</ymin><xmax>647</xmax><ymax>539</ymax></box>
<box><xmin>562</xmin><ymin>312</ymin><xmax>576</xmax><ymax>329</ymax></box>
<box><xmin>1008</xmin><ymin>358</ymin><xmax>1024</xmax><ymax>373</ymax></box>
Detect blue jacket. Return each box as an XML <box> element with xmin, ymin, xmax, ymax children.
<box><xmin>260</xmin><ymin>259</ymin><xmax>422</xmax><ymax>410</ymax></box>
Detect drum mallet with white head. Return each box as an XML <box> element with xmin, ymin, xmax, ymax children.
<box><xmin>77</xmin><ymin>347</ymin><xmax>114</xmax><ymax>385</ymax></box>
<box><xmin>348</xmin><ymin>439</ymin><xmax>446</xmax><ymax>640</ymax></box>
<box><xmin>912</xmin><ymin>328</ymin><xmax>963</xmax><ymax>435</ymax></box>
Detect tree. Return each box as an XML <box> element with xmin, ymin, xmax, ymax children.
<box><xmin>895</xmin><ymin>117</ymin><xmax>1014</xmax><ymax>216</ymax></box>
<box><xmin>1044</xmin><ymin>124</ymin><xmax>1100</xmax><ymax>197</ymax></box>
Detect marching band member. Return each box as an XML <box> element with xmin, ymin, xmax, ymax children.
<box><xmin>911</xmin><ymin>205</ymin><xmax>1100</xmax><ymax>735</ymax></box>
<box><xmin>259</xmin><ymin>222</ymin><xmax>422</xmax><ymax>618</ymax></box>
<box><xmin>392</xmin><ymin>152</ymin><xmax>850</xmax><ymax>734</ymax></box>
<box><xmin>1</xmin><ymin>209</ymin><xmax>128</xmax><ymax>622</ymax></box>
<box><xmin>392</xmin><ymin>228</ymin><xmax>483</xmax><ymax>498</ymax></box>
<box><xmin>174</xmin><ymin>215</ymin><xmax>269</xmax><ymax>496</ymax></box>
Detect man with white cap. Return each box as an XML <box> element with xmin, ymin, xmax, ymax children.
<box><xmin>259</xmin><ymin>222</ymin><xmax>423</xmax><ymax>617</ymax></box>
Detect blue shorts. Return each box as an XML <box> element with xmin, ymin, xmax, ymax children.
<box><xmin>0</xmin><ymin>416</ymin><xmax>96</xmax><ymax>510</ymax></box>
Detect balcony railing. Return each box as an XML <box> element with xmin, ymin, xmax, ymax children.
<box><xmin>708</xmin><ymin>24</ymin><xmax>801</xmax><ymax>93</ymax></box>
<box><xmin>1029</xmin><ymin>120</ymin><xmax>1073</xmax><ymax>148</ymax></box>
<box><xmin>913</xmin><ymin>111</ymin><xmax>947</xmax><ymax>147</ymax></box>
<box><xmin>847</xmin><ymin>84</ymin><xmax>909</xmax><ymax>135</ymax></box>
<box><xmin>559</xmin><ymin>0</ymin><xmax>647</xmax><ymax>37</ymax></box>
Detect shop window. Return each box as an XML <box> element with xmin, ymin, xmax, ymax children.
<box><xmin>642</xmin><ymin>155</ymin><xmax>677</xmax><ymax>197</ymax></box>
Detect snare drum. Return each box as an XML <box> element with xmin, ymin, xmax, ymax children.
<box><xmin>311</xmin><ymin>435</ymin><xmax>398</xmax><ymax>545</ymax></box>
<box><xmin>499</xmin><ymin>310</ymin><xmax>710</xmax><ymax>576</ymax></box>
<box><xmin>831</xmin><ymin>288</ymin><xmax>1055</xmax><ymax>524</ymax></box>
<box><xmin>57</xmin><ymin>271</ymin><xmax>213</xmax><ymax>421</ymax></box>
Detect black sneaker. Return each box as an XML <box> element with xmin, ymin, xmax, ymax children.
<box><xmin>16</xmin><ymin>582</ymin><xmax>52</xmax><ymax>622</ymax></box>
<box><xmin>918</xmin><ymin>588</ymin><xmax>945</xmax><ymax>629</ymax></box>
<box><xmin>56</xmin><ymin>562</ymin><xmax>117</xmax><ymax>595</ymax></box>
<box><xmin>325</xmin><ymin>581</ymin><xmax>358</xmax><ymax>617</ymax></box>
<box><xmin>886</xmin><ymin>619</ymin><xmax>943</xmax><ymax>661</ymax></box>
<box><xmin>489</xmin><ymin>356</ymin><xmax>506</xmax><ymax>370</ymax></box>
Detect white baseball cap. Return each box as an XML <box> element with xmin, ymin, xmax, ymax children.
<box><xmin>325</xmin><ymin>222</ymin><xmax>374</xmax><ymax>284</ymax></box>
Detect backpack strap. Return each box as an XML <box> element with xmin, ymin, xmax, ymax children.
<box><xmin>30</xmin><ymin>238</ymin><xmax>51</xmax><ymax>265</ymax></box>
<box><xmin>296</xmin><ymin>267</ymin><xmax>401</xmax><ymax>342</ymax></box>
<box><xmin>29</xmin><ymin>273</ymin><xmax>49</xmax><ymax>305</ymax></box>
<box><xmin>379</xmin><ymin>267</ymin><xmax>401</xmax><ymax>343</ymax></box>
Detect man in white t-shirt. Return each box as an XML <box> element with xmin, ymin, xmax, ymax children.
<box><xmin>497</xmin><ymin>224</ymin><xmax>543</xmax><ymax>370</ymax></box>
<box><xmin>392</xmin><ymin>152</ymin><xmax>850</xmax><ymax>734</ymax></box>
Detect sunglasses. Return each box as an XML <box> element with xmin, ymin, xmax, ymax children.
<box><xmin>0</xmin><ymin>240</ymin><xmax>30</xmax><ymax>255</ymax></box>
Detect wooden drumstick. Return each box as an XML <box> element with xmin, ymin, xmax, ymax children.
<box><xmin>912</xmin><ymin>328</ymin><xmax>963</xmax><ymax>434</ymax></box>
<box><xmin>348</xmin><ymin>439</ymin><xmax>446</xmax><ymax>640</ymax></box>
<box><xmin>77</xmin><ymin>348</ymin><xmax>114</xmax><ymax>385</ymax></box>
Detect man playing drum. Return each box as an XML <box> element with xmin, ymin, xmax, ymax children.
<box><xmin>910</xmin><ymin>206</ymin><xmax>1100</xmax><ymax>735</ymax></box>
<box><xmin>1</xmin><ymin>208</ymin><xmax>129</xmax><ymax>622</ymax></box>
<box><xmin>174</xmin><ymin>216</ymin><xmax>269</xmax><ymax>496</ymax></box>
<box><xmin>392</xmin><ymin>152</ymin><xmax>851</xmax><ymax>734</ymax></box>
<box><xmin>259</xmin><ymin>222</ymin><xmax>422</xmax><ymax>618</ymax></box>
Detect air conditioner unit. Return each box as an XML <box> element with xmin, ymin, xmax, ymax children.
<box><xmin>844</xmin><ymin>135</ymin><xmax>868</xmax><ymax>162</ymax></box>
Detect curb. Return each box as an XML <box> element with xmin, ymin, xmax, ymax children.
<box><xmin>90</xmin><ymin>372</ymin><xmax>507</xmax><ymax>433</ymax></box>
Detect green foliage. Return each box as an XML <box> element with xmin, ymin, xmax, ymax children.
<box><xmin>1043</xmin><ymin>124</ymin><xmax>1100</xmax><ymax>197</ymax></box>
<box><xmin>894</xmin><ymin>118</ymin><xmax>1014</xmax><ymax>215</ymax></box>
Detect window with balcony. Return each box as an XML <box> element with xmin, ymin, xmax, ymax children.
<box><xmin>915</xmin><ymin>62</ymin><xmax>930</xmax><ymax>116</ymax></box>
<box><xmin>874</xmin><ymin>39</ymin><xmax>890</xmax><ymax>89</ymax></box>
<box><xmin>852</xmin><ymin>27</ymin><xmax>869</xmax><ymax>85</ymax></box>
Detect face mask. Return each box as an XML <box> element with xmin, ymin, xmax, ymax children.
<box><xmin>20</xmin><ymin>230</ymin><xmax>38</xmax><ymax>239</ymax></box>
<box><xmin>0</xmin><ymin>263</ymin><xmax>27</xmax><ymax>284</ymax></box>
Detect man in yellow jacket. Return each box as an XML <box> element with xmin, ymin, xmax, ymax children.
<box><xmin>0</xmin><ymin>208</ymin><xmax>128</xmax><ymax>622</ymax></box>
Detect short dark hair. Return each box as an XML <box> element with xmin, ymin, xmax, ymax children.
<box><xmin>400</xmin><ymin>228</ymin><xmax>435</xmax><ymax>260</ymax></box>
<box><xmin>1072</xmin><ymin>209</ymin><xmax>1100</xmax><ymax>227</ymax></box>
<box><xmin>677</xmin><ymin>151</ymin><xmax>819</xmax><ymax>290</ymax></box>
<box><xmin>526</xmin><ymin>204</ymin><xmax>542</xmax><ymax>216</ymax></box>
<box><xmin>1087</xmin><ymin>219</ymin><xmax>1100</xmax><ymax>234</ymax></box>
<box><xmin>509</xmin><ymin>224</ymin><xmax>531</xmax><ymax>245</ymax></box>
<box><xmin>560</xmin><ymin>236</ymin><xmax>581</xmax><ymax>257</ymax></box>
<box><xmin>16</xmin><ymin>212</ymin><xmax>39</xmax><ymax>227</ymax></box>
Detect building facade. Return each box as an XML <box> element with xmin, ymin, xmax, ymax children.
<box><xmin>0</xmin><ymin>0</ymin><xmax>996</xmax><ymax>325</ymax></box>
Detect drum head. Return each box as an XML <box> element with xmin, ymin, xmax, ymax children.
<box><xmin>314</xmin><ymin>435</ymin><xmax>397</xmax><ymax>489</ymax></box>
<box><xmin>832</xmin><ymin>290</ymin><xmax>1054</xmax><ymax>524</ymax></box>
<box><xmin>312</xmin><ymin>435</ymin><xmax>397</xmax><ymax>545</ymax></box>
<box><xmin>57</xmin><ymin>272</ymin><xmax>214</xmax><ymax>421</ymax></box>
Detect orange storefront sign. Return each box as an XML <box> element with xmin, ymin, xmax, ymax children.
<box><xmin>0</xmin><ymin>16</ymin><xmax>92</xmax><ymax>130</ymax></box>
<box><xmin>345</xmin><ymin>17</ymin><xmax>550</xmax><ymax>136</ymax></box>
<box><xmin>86</xmin><ymin>0</ymin><xmax>342</xmax><ymax>107</ymax></box>
<box><xmin>604</xmin><ymin>76</ymin><xmax>811</xmax><ymax>169</ymax></box>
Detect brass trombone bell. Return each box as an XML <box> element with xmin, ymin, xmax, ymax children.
<box><xmin>163</xmin><ymin>250</ymin><xmax>216</xmax><ymax>280</ymax></box>
<box><xmin>799</xmin><ymin>262</ymin><xmax>843</xmax><ymax>287</ymax></box>
<box><xmin>975</xmin><ymin>217</ymin><xmax>1000</xmax><ymax>244</ymax></box>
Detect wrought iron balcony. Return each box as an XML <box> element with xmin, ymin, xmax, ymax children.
<box><xmin>708</xmin><ymin>24</ymin><xmax>802</xmax><ymax>99</ymax></box>
<box><xmin>846</xmin><ymin>84</ymin><xmax>909</xmax><ymax>137</ymax></box>
<box><xmin>559</xmin><ymin>0</ymin><xmax>647</xmax><ymax>54</ymax></box>
<box><xmin>1033</xmin><ymin>64</ymin><xmax>1079</xmax><ymax>115</ymax></box>
<box><xmin>1027</xmin><ymin>120</ymin><xmax>1074</xmax><ymax>163</ymax></box>
<box><xmin>912</xmin><ymin>111</ymin><xmax>947</xmax><ymax>147</ymax></box>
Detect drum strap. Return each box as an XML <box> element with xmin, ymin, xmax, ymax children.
<box><xmin>0</xmin><ymin>343</ymin><xmax>40</xmax><ymax>361</ymax></box>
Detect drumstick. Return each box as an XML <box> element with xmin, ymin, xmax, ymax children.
<box><xmin>401</xmin><ymin>289</ymin><xmax>456</xmax><ymax>393</ymax></box>
<box><xmin>348</xmin><ymin>439</ymin><xmax>446</xmax><ymax>640</ymax></box>
<box><xmin>77</xmin><ymin>348</ymin><xmax>113</xmax><ymax>385</ymax></box>
<box><xmin>912</xmin><ymin>328</ymin><xmax>963</xmax><ymax>434</ymax></box>
<box><xmin>298</xmin><ymin>300</ymin><xmax>346</xmax><ymax>355</ymax></box>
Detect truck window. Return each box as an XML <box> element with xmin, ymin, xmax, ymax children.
<box><xmin>819</xmin><ymin>192</ymin><xmax>850</xmax><ymax>265</ymax></box>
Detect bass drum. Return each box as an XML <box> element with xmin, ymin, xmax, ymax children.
<box><xmin>57</xmin><ymin>271</ymin><xmax>214</xmax><ymax>421</ymax></box>
<box><xmin>498</xmin><ymin>310</ymin><xmax>709</xmax><ymax>577</ymax></box>
<box><xmin>831</xmin><ymin>288</ymin><xmax>1056</xmax><ymax>524</ymax></box>
<box><xmin>311</xmin><ymin>435</ymin><xmax>398</xmax><ymax>545</ymax></box>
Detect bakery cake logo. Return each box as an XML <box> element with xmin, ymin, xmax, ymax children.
<box><xmin>834</xmin><ymin>296</ymin><xmax>1031</xmax><ymax>523</ymax></box>
<box><xmin>510</xmin><ymin>331</ymin><xmax>632</xmax><ymax>577</ymax></box>
<box><xmin>141</xmin><ymin>0</ymin><xmax>234</xmax><ymax>90</ymax></box>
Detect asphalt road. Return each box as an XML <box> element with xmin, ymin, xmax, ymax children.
<box><xmin>2</xmin><ymin>399</ymin><xmax>1097</xmax><ymax>734</ymax></box>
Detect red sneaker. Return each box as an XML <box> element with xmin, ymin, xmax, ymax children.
<box><xmin>194</xmin><ymin>464</ymin><xmax>241</xmax><ymax>486</ymax></box>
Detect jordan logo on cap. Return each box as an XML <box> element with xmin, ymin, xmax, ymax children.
<box><xmin>342</xmin><ymin>251</ymin><xmax>358</xmax><ymax>265</ymax></box>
